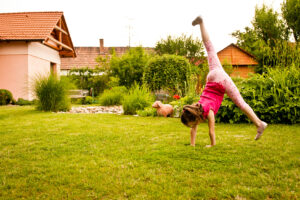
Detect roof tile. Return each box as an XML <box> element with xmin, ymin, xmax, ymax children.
<box><xmin>0</xmin><ymin>11</ymin><xmax>63</xmax><ymax>40</ymax></box>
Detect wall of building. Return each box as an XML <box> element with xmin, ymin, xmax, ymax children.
<box><xmin>218</xmin><ymin>44</ymin><xmax>257</xmax><ymax>78</ymax></box>
<box><xmin>27</xmin><ymin>42</ymin><xmax>60</xmax><ymax>100</ymax></box>
<box><xmin>0</xmin><ymin>41</ymin><xmax>61</xmax><ymax>100</ymax></box>
<box><xmin>230</xmin><ymin>66</ymin><xmax>255</xmax><ymax>78</ymax></box>
<box><xmin>0</xmin><ymin>41</ymin><xmax>29</xmax><ymax>100</ymax></box>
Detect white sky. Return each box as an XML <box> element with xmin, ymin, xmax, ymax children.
<box><xmin>1</xmin><ymin>0</ymin><xmax>283</xmax><ymax>51</ymax></box>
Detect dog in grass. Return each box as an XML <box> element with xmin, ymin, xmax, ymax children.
<box><xmin>152</xmin><ymin>101</ymin><xmax>173</xmax><ymax>117</ymax></box>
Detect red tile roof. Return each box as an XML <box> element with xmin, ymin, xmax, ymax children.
<box><xmin>61</xmin><ymin>47</ymin><xmax>100</xmax><ymax>70</ymax></box>
<box><xmin>0</xmin><ymin>12</ymin><xmax>63</xmax><ymax>40</ymax></box>
<box><xmin>0</xmin><ymin>11</ymin><xmax>76</xmax><ymax>57</ymax></box>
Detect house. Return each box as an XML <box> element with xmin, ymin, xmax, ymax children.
<box><xmin>0</xmin><ymin>11</ymin><xmax>76</xmax><ymax>100</ymax></box>
<box><xmin>60</xmin><ymin>39</ymin><xmax>154</xmax><ymax>75</ymax></box>
<box><xmin>217</xmin><ymin>43</ymin><xmax>258</xmax><ymax>78</ymax></box>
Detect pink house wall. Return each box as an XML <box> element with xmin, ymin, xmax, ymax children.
<box><xmin>0</xmin><ymin>54</ymin><xmax>28</xmax><ymax>100</ymax></box>
<box><xmin>27</xmin><ymin>42</ymin><xmax>61</xmax><ymax>100</ymax></box>
<box><xmin>0</xmin><ymin>41</ymin><xmax>61</xmax><ymax>100</ymax></box>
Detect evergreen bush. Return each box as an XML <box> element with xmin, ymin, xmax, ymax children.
<box><xmin>143</xmin><ymin>54</ymin><xmax>191</xmax><ymax>96</ymax></box>
<box><xmin>0</xmin><ymin>89</ymin><xmax>13</xmax><ymax>105</ymax></box>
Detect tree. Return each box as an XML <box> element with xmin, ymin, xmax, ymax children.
<box><xmin>252</xmin><ymin>4</ymin><xmax>289</xmax><ymax>47</ymax></box>
<box><xmin>155</xmin><ymin>34</ymin><xmax>205</xmax><ymax>66</ymax></box>
<box><xmin>109</xmin><ymin>47</ymin><xmax>150</xmax><ymax>88</ymax></box>
<box><xmin>232</xmin><ymin>3</ymin><xmax>299</xmax><ymax>73</ymax></box>
<box><xmin>281</xmin><ymin>0</ymin><xmax>300</xmax><ymax>42</ymax></box>
<box><xmin>232</xmin><ymin>27</ymin><xmax>262</xmax><ymax>55</ymax></box>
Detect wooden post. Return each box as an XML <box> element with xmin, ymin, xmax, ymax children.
<box><xmin>58</xmin><ymin>19</ymin><xmax>62</xmax><ymax>50</ymax></box>
<box><xmin>47</xmin><ymin>36</ymin><xmax>73</xmax><ymax>52</ymax></box>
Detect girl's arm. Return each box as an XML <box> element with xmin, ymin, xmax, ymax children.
<box><xmin>207</xmin><ymin>110</ymin><xmax>216</xmax><ymax>147</ymax></box>
<box><xmin>190</xmin><ymin>125</ymin><xmax>197</xmax><ymax>146</ymax></box>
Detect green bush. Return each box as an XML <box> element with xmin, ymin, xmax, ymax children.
<box><xmin>137</xmin><ymin>106</ymin><xmax>157</xmax><ymax>117</ymax></box>
<box><xmin>0</xmin><ymin>89</ymin><xmax>13</xmax><ymax>105</ymax></box>
<box><xmin>71</xmin><ymin>98</ymin><xmax>82</xmax><ymax>104</ymax></box>
<box><xmin>81</xmin><ymin>96</ymin><xmax>94</xmax><ymax>105</ymax></box>
<box><xmin>143</xmin><ymin>54</ymin><xmax>191</xmax><ymax>96</ymax></box>
<box><xmin>98</xmin><ymin>86</ymin><xmax>127</xmax><ymax>106</ymax></box>
<box><xmin>16</xmin><ymin>98</ymin><xmax>35</xmax><ymax>106</ymax></box>
<box><xmin>122</xmin><ymin>84</ymin><xmax>155</xmax><ymax>115</ymax></box>
<box><xmin>217</xmin><ymin>65</ymin><xmax>300</xmax><ymax>124</ymax></box>
<box><xmin>110</xmin><ymin>47</ymin><xmax>150</xmax><ymax>88</ymax></box>
<box><xmin>34</xmin><ymin>75</ymin><xmax>71</xmax><ymax>112</ymax></box>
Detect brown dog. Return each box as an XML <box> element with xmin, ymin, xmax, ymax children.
<box><xmin>152</xmin><ymin>101</ymin><xmax>173</xmax><ymax>117</ymax></box>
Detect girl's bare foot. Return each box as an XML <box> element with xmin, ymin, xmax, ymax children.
<box><xmin>255</xmin><ymin>121</ymin><xmax>267</xmax><ymax>140</ymax></box>
<box><xmin>192</xmin><ymin>16</ymin><xmax>203</xmax><ymax>26</ymax></box>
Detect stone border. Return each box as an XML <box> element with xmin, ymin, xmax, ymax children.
<box><xmin>62</xmin><ymin>106</ymin><xmax>123</xmax><ymax>114</ymax></box>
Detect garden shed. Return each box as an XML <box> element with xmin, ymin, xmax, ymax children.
<box><xmin>217</xmin><ymin>43</ymin><xmax>258</xmax><ymax>78</ymax></box>
<box><xmin>0</xmin><ymin>11</ymin><xmax>76</xmax><ymax>100</ymax></box>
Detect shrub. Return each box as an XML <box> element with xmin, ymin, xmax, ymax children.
<box><xmin>81</xmin><ymin>96</ymin><xmax>94</xmax><ymax>105</ymax></box>
<box><xmin>98</xmin><ymin>86</ymin><xmax>127</xmax><ymax>106</ymax></box>
<box><xmin>71</xmin><ymin>98</ymin><xmax>82</xmax><ymax>104</ymax></box>
<box><xmin>217</xmin><ymin>65</ymin><xmax>300</xmax><ymax>124</ymax></box>
<box><xmin>137</xmin><ymin>106</ymin><xmax>157</xmax><ymax>117</ymax></box>
<box><xmin>0</xmin><ymin>89</ymin><xmax>13</xmax><ymax>105</ymax></box>
<box><xmin>16</xmin><ymin>98</ymin><xmax>35</xmax><ymax>106</ymax></box>
<box><xmin>122</xmin><ymin>84</ymin><xmax>155</xmax><ymax>115</ymax></box>
<box><xmin>143</xmin><ymin>54</ymin><xmax>191</xmax><ymax>96</ymax></box>
<box><xmin>11</xmin><ymin>98</ymin><xmax>16</xmax><ymax>105</ymax></box>
<box><xmin>110</xmin><ymin>47</ymin><xmax>150</xmax><ymax>88</ymax></box>
<box><xmin>34</xmin><ymin>74</ymin><xmax>71</xmax><ymax>112</ymax></box>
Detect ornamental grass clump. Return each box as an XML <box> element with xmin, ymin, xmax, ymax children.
<box><xmin>122</xmin><ymin>84</ymin><xmax>155</xmax><ymax>115</ymax></box>
<box><xmin>34</xmin><ymin>74</ymin><xmax>70</xmax><ymax>112</ymax></box>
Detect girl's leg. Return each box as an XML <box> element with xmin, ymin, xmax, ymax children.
<box><xmin>223</xmin><ymin>78</ymin><xmax>267</xmax><ymax>140</ymax></box>
<box><xmin>192</xmin><ymin>16</ymin><xmax>209</xmax><ymax>42</ymax></box>
<box><xmin>192</xmin><ymin>16</ymin><xmax>222</xmax><ymax>71</ymax></box>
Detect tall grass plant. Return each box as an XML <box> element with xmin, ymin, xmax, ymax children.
<box><xmin>34</xmin><ymin>74</ymin><xmax>71</xmax><ymax>112</ymax></box>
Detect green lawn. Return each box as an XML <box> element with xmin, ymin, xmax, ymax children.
<box><xmin>0</xmin><ymin>106</ymin><xmax>299</xmax><ymax>199</ymax></box>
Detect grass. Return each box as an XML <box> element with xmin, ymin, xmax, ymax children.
<box><xmin>0</xmin><ymin>106</ymin><xmax>299</xmax><ymax>199</ymax></box>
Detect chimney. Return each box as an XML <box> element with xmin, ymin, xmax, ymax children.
<box><xmin>99</xmin><ymin>39</ymin><xmax>104</xmax><ymax>54</ymax></box>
